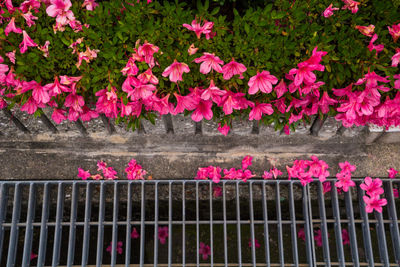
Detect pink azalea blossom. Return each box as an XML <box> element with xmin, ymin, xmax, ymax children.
<box><xmin>191</xmin><ymin>99</ymin><xmax>213</xmax><ymax>122</ymax></box>
<box><xmin>171</xmin><ymin>93</ymin><xmax>198</xmax><ymax>115</ymax></box>
<box><xmin>77</xmin><ymin>168</ymin><xmax>91</xmax><ymax>180</ymax></box>
<box><xmin>339</xmin><ymin>161</ymin><xmax>356</xmax><ymax>174</ymax></box>
<box><xmin>363</xmin><ymin>195</ymin><xmax>387</xmax><ymax>213</ymax></box>
<box><xmin>213</xmin><ymin>186</ymin><xmax>222</xmax><ymax>198</ymax></box>
<box><xmin>82</xmin><ymin>0</ymin><xmax>98</xmax><ymax>11</ymax></box>
<box><xmin>199</xmin><ymin>242</ymin><xmax>211</xmax><ymax>260</ymax></box>
<box><xmin>388</xmin><ymin>23</ymin><xmax>400</xmax><ymax>43</ymax></box>
<box><xmin>392</xmin><ymin>48</ymin><xmax>400</xmax><ymax>67</ymax></box>
<box><xmin>208</xmin><ymin>166</ymin><xmax>222</xmax><ymax>183</ymax></box>
<box><xmin>106</xmin><ymin>241</ymin><xmax>123</xmax><ymax>255</ymax></box>
<box><xmin>51</xmin><ymin>109</ymin><xmax>67</xmax><ymax>124</ymax></box>
<box><xmin>5</xmin><ymin>17</ymin><xmax>22</xmax><ymax>36</ymax></box>
<box><xmin>249</xmin><ymin>103</ymin><xmax>274</xmax><ymax>120</ymax></box>
<box><xmin>342</xmin><ymin>0</ymin><xmax>360</xmax><ymax>13</ymax></box>
<box><xmin>19</xmin><ymin>30</ymin><xmax>38</xmax><ymax>54</ymax></box>
<box><xmin>222</xmin><ymin>59</ymin><xmax>247</xmax><ymax>80</ymax></box>
<box><xmin>138</xmin><ymin>41</ymin><xmax>159</xmax><ymax>68</ymax></box>
<box><xmin>158</xmin><ymin>226</ymin><xmax>169</xmax><ymax>244</ymax></box>
<box><xmin>64</xmin><ymin>93</ymin><xmax>84</xmax><ymax>112</ymax></box>
<box><xmin>342</xmin><ymin>229</ymin><xmax>350</xmax><ymax>245</ymax></box>
<box><xmin>60</xmin><ymin>75</ymin><xmax>82</xmax><ymax>85</ymax></box>
<box><xmin>30</xmin><ymin>252</ymin><xmax>38</xmax><ymax>260</ymax></box>
<box><xmin>274</xmin><ymin>79</ymin><xmax>288</xmax><ymax>98</ymax></box>
<box><xmin>248</xmin><ymin>238</ymin><xmax>260</xmax><ymax>248</ymax></box>
<box><xmin>38</xmin><ymin>41</ymin><xmax>50</xmax><ymax>58</ymax></box>
<box><xmin>131</xmin><ymin>227</ymin><xmax>139</xmax><ymax>239</ymax></box>
<box><xmin>323</xmin><ymin>182</ymin><xmax>332</xmax><ymax>194</ymax></box>
<box><xmin>367</xmin><ymin>34</ymin><xmax>384</xmax><ymax>56</ymax></box>
<box><xmin>242</xmin><ymin>155</ymin><xmax>253</xmax><ymax>169</ymax></box>
<box><xmin>102</xmin><ymin>166</ymin><xmax>118</xmax><ymax>180</ymax></box>
<box><xmin>360</xmin><ymin>177</ymin><xmax>384</xmax><ymax>197</ymax></box>
<box><xmin>201</xmin><ymin>80</ymin><xmax>226</xmax><ymax>104</ymax></box>
<box><xmin>21</xmin><ymin>11</ymin><xmax>38</xmax><ymax>27</ymax></box>
<box><xmin>218</xmin><ymin>123</ymin><xmax>230</xmax><ymax>136</ymax></box>
<box><xmin>183</xmin><ymin>19</ymin><xmax>214</xmax><ymax>39</ymax></box>
<box><xmin>335</xmin><ymin>172</ymin><xmax>355</xmax><ymax>192</ymax></box>
<box><xmin>323</xmin><ymin>4</ymin><xmax>339</xmax><ymax>18</ymax></box>
<box><xmin>188</xmin><ymin>44</ymin><xmax>198</xmax><ymax>55</ymax></box>
<box><xmin>121</xmin><ymin>57</ymin><xmax>139</xmax><ymax>76</ymax></box>
<box><xmin>314</xmin><ymin>229</ymin><xmax>323</xmax><ymax>247</ymax></box>
<box><xmin>262</xmin><ymin>171</ymin><xmax>273</xmax><ymax>179</ymax></box>
<box><xmin>194</xmin><ymin>53</ymin><xmax>224</xmax><ymax>74</ymax></box>
<box><xmin>125</xmin><ymin>158</ymin><xmax>147</xmax><ymax>180</ymax></box>
<box><xmin>137</xmin><ymin>69</ymin><xmax>158</xmax><ymax>85</ymax></box>
<box><xmin>269</xmin><ymin>167</ymin><xmax>282</xmax><ymax>179</ymax></box>
<box><xmin>21</xmin><ymin>97</ymin><xmax>44</xmax><ymax>114</ymax></box>
<box><xmin>46</xmin><ymin>0</ymin><xmax>72</xmax><ymax>18</ymax></box>
<box><xmin>355</xmin><ymin>25</ymin><xmax>375</xmax><ymax>37</ymax></box>
<box><xmin>388</xmin><ymin>168</ymin><xmax>398</xmax><ymax>178</ymax></box>
<box><xmin>6</xmin><ymin>51</ymin><xmax>16</xmax><ymax>64</ymax></box>
<box><xmin>162</xmin><ymin>60</ymin><xmax>190</xmax><ymax>83</ymax></box>
<box><xmin>307</xmin><ymin>155</ymin><xmax>330</xmax><ymax>182</ymax></box>
<box><xmin>298</xmin><ymin>228</ymin><xmax>305</xmax><ymax>241</ymax></box>
<box><xmin>248</xmin><ymin>71</ymin><xmax>278</xmax><ymax>94</ymax></box>
<box><xmin>393</xmin><ymin>189</ymin><xmax>399</xmax><ymax>198</ymax></box>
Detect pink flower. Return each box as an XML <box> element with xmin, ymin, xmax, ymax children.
<box><xmin>360</xmin><ymin>177</ymin><xmax>384</xmax><ymax>197</ymax></box>
<box><xmin>162</xmin><ymin>60</ymin><xmax>190</xmax><ymax>83</ymax></box>
<box><xmin>46</xmin><ymin>0</ymin><xmax>72</xmax><ymax>17</ymax></box>
<box><xmin>323</xmin><ymin>182</ymin><xmax>331</xmax><ymax>194</ymax></box>
<box><xmin>355</xmin><ymin>25</ymin><xmax>375</xmax><ymax>37</ymax></box>
<box><xmin>199</xmin><ymin>242</ymin><xmax>211</xmax><ymax>260</ymax></box>
<box><xmin>183</xmin><ymin>19</ymin><xmax>214</xmax><ymax>39</ymax></box>
<box><xmin>102</xmin><ymin>166</ymin><xmax>118</xmax><ymax>180</ymax></box>
<box><xmin>249</xmin><ymin>103</ymin><xmax>274</xmax><ymax>120</ymax></box>
<box><xmin>21</xmin><ymin>11</ymin><xmax>38</xmax><ymax>27</ymax></box>
<box><xmin>201</xmin><ymin>80</ymin><xmax>226</xmax><ymax>104</ymax></box>
<box><xmin>338</xmin><ymin>161</ymin><xmax>356</xmax><ymax>174</ymax></box>
<box><xmin>82</xmin><ymin>0</ymin><xmax>98</xmax><ymax>11</ymax></box>
<box><xmin>392</xmin><ymin>49</ymin><xmax>400</xmax><ymax>67</ymax></box>
<box><xmin>106</xmin><ymin>241</ymin><xmax>123</xmax><ymax>255</ymax></box>
<box><xmin>64</xmin><ymin>93</ymin><xmax>85</xmax><ymax>112</ymax></box>
<box><xmin>30</xmin><ymin>252</ymin><xmax>38</xmax><ymax>260</ymax></box>
<box><xmin>137</xmin><ymin>69</ymin><xmax>158</xmax><ymax>85</ymax></box>
<box><xmin>194</xmin><ymin>53</ymin><xmax>224</xmax><ymax>74</ymax></box>
<box><xmin>131</xmin><ymin>227</ymin><xmax>139</xmax><ymax>239</ymax></box>
<box><xmin>138</xmin><ymin>41</ymin><xmax>159</xmax><ymax>68</ymax></box>
<box><xmin>242</xmin><ymin>155</ymin><xmax>253</xmax><ymax>169</ymax></box>
<box><xmin>6</xmin><ymin>51</ymin><xmax>16</xmax><ymax>64</ymax></box>
<box><xmin>388</xmin><ymin>168</ymin><xmax>398</xmax><ymax>178</ymax></box>
<box><xmin>172</xmin><ymin>93</ymin><xmax>198</xmax><ymax>115</ymax></box>
<box><xmin>77</xmin><ymin>168</ymin><xmax>91</xmax><ymax>180</ymax></box>
<box><xmin>222</xmin><ymin>59</ymin><xmax>247</xmax><ymax>80</ymax></box>
<box><xmin>342</xmin><ymin>229</ymin><xmax>350</xmax><ymax>245</ymax></box>
<box><xmin>19</xmin><ymin>30</ymin><xmax>38</xmax><ymax>54</ymax></box>
<box><xmin>274</xmin><ymin>79</ymin><xmax>288</xmax><ymax>98</ymax></box>
<box><xmin>262</xmin><ymin>171</ymin><xmax>273</xmax><ymax>179</ymax></box>
<box><xmin>5</xmin><ymin>17</ymin><xmax>22</xmax><ymax>36</ymax></box>
<box><xmin>38</xmin><ymin>41</ymin><xmax>50</xmax><ymax>58</ymax></box>
<box><xmin>248</xmin><ymin>238</ymin><xmax>260</xmax><ymax>248</ymax></box>
<box><xmin>50</xmin><ymin>109</ymin><xmax>66</xmax><ymax>124</ymax></box>
<box><xmin>307</xmin><ymin>155</ymin><xmax>330</xmax><ymax>182</ymax></box>
<box><xmin>248</xmin><ymin>71</ymin><xmax>278</xmax><ymax>95</ymax></box>
<box><xmin>314</xmin><ymin>229</ymin><xmax>323</xmax><ymax>247</ymax></box>
<box><xmin>21</xmin><ymin>97</ymin><xmax>43</xmax><ymax>114</ymax></box>
<box><xmin>97</xmin><ymin>160</ymin><xmax>107</xmax><ymax>171</ymax></box>
<box><xmin>388</xmin><ymin>23</ymin><xmax>400</xmax><ymax>43</ymax></box>
<box><xmin>191</xmin><ymin>99</ymin><xmax>213</xmax><ymax>122</ymax></box>
<box><xmin>158</xmin><ymin>226</ymin><xmax>168</xmax><ymax>244</ymax></box>
<box><xmin>188</xmin><ymin>44</ymin><xmax>198</xmax><ymax>55</ymax></box>
<box><xmin>342</xmin><ymin>0</ymin><xmax>360</xmax><ymax>13</ymax></box>
<box><xmin>298</xmin><ymin>228</ymin><xmax>305</xmax><ymax>241</ymax></box>
<box><xmin>125</xmin><ymin>158</ymin><xmax>147</xmax><ymax>180</ymax></box>
<box><xmin>213</xmin><ymin>186</ymin><xmax>222</xmax><ymax>198</ymax></box>
<box><xmin>394</xmin><ymin>189</ymin><xmax>399</xmax><ymax>198</ymax></box>
<box><xmin>335</xmin><ymin>172</ymin><xmax>355</xmax><ymax>192</ymax></box>
<box><xmin>270</xmin><ymin>168</ymin><xmax>282</xmax><ymax>179</ymax></box>
<box><xmin>323</xmin><ymin>4</ymin><xmax>339</xmax><ymax>18</ymax></box>
<box><xmin>218</xmin><ymin>123</ymin><xmax>230</xmax><ymax>136</ymax></box>
<box><xmin>363</xmin><ymin>195</ymin><xmax>387</xmax><ymax>213</ymax></box>
<box><xmin>367</xmin><ymin>34</ymin><xmax>384</xmax><ymax>56</ymax></box>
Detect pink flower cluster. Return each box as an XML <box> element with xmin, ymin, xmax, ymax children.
<box><xmin>77</xmin><ymin>158</ymin><xmax>148</xmax><ymax>180</ymax></box>
<box><xmin>285</xmin><ymin>155</ymin><xmax>330</xmax><ymax>186</ymax></box>
<box><xmin>46</xmin><ymin>0</ymin><xmax>89</xmax><ymax>33</ymax></box>
<box><xmin>195</xmin><ymin>155</ymin><xmax>256</xmax><ymax>183</ymax></box>
<box><xmin>106</xmin><ymin>241</ymin><xmax>123</xmax><ymax>255</ymax></box>
<box><xmin>183</xmin><ymin>19</ymin><xmax>215</xmax><ymax>39</ymax></box>
<box><xmin>335</xmin><ymin>161</ymin><xmax>356</xmax><ymax>192</ymax></box>
<box><xmin>360</xmin><ymin>177</ymin><xmax>387</xmax><ymax>213</ymax></box>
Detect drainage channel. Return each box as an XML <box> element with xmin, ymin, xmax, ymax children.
<box><xmin>0</xmin><ymin>180</ymin><xmax>399</xmax><ymax>266</ymax></box>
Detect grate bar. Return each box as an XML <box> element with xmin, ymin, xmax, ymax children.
<box><xmin>275</xmin><ymin>183</ymin><xmax>284</xmax><ymax>266</ymax></box>
<box><xmin>249</xmin><ymin>183</ymin><xmax>256</xmax><ymax>267</ymax></box>
<box><xmin>317</xmin><ymin>182</ymin><xmax>331</xmax><ymax>266</ymax></box>
<box><xmin>375</xmin><ymin>212</ymin><xmax>389</xmax><ymax>265</ymax></box>
<box><xmin>196</xmin><ymin>183</ymin><xmax>200</xmax><ymax>266</ymax></box>
<box><xmin>67</xmin><ymin>183</ymin><xmax>78</xmax><ymax>267</ymax></box>
<box><xmin>38</xmin><ymin>183</ymin><xmax>50</xmax><ymax>267</ymax></box>
<box><xmin>223</xmin><ymin>183</ymin><xmax>228</xmax><ymax>266</ymax></box>
<box><xmin>168</xmin><ymin>182</ymin><xmax>173</xmax><ymax>267</ymax></box>
<box><xmin>236</xmin><ymin>183</ymin><xmax>242</xmax><ymax>267</ymax></box>
<box><xmin>81</xmin><ymin>183</ymin><xmax>92</xmax><ymax>267</ymax></box>
<box><xmin>384</xmin><ymin>181</ymin><xmax>400</xmax><ymax>263</ymax></box>
<box><xmin>288</xmin><ymin>183</ymin><xmax>299</xmax><ymax>265</ymax></box>
<box><xmin>0</xmin><ymin>184</ymin><xmax>8</xmax><ymax>264</ymax></box>
<box><xmin>7</xmin><ymin>183</ymin><xmax>21</xmax><ymax>267</ymax></box>
<box><xmin>111</xmin><ymin>183</ymin><xmax>120</xmax><ymax>266</ymax></box>
<box><xmin>153</xmin><ymin>183</ymin><xmax>159</xmax><ymax>267</ymax></box>
<box><xmin>182</xmin><ymin>183</ymin><xmax>186</xmax><ymax>266</ymax></box>
<box><xmin>209</xmin><ymin>182</ymin><xmax>214</xmax><ymax>267</ymax></box>
<box><xmin>261</xmin><ymin>183</ymin><xmax>270</xmax><ymax>267</ymax></box>
<box><xmin>331</xmin><ymin>184</ymin><xmax>344</xmax><ymax>266</ymax></box>
<box><xmin>96</xmin><ymin>183</ymin><xmax>105</xmax><ymax>267</ymax></box>
<box><xmin>139</xmin><ymin>183</ymin><xmax>146</xmax><ymax>267</ymax></box>
<box><xmin>344</xmin><ymin>189</ymin><xmax>359</xmax><ymax>266</ymax></box>
<box><xmin>125</xmin><ymin>183</ymin><xmax>133</xmax><ymax>267</ymax></box>
<box><xmin>302</xmin><ymin>185</ymin><xmax>315</xmax><ymax>267</ymax></box>
<box><xmin>356</xmin><ymin>186</ymin><xmax>374</xmax><ymax>266</ymax></box>
<box><xmin>52</xmin><ymin>183</ymin><xmax>65</xmax><ymax>267</ymax></box>
<box><xmin>22</xmin><ymin>184</ymin><xmax>36</xmax><ymax>267</ymax></box>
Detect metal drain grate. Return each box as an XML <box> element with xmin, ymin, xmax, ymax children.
<box><xmin>0</xmin><ymin>179</ymin><xmax>399</xmax><ymax>266</ymax></box>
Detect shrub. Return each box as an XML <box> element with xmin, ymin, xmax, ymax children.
<box><xmin>1</xmin><ymin>0</ymin><xmax>400</xmax><ymax>134</ymax></box>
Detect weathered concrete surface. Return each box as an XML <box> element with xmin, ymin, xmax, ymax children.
<box><xmin>1</xmin><ymin>130</ymin><xmax>399</xmax><ymax>180</ymax></box>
